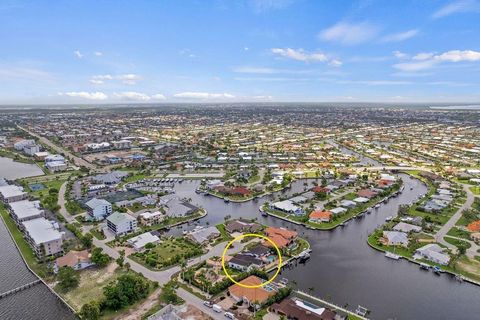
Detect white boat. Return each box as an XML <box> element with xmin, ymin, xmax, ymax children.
<box><xmin>385</xmin><ymin>216</ymin><xmax>393</xmax><ymax>221</ymax></box>
<box><xmin>374</xmin><ymin>204</ymin><xmax>381</xmax><ymax>209</ymax></box>
<box><xmin>385</xmin><ymin>252</ymin><xmax>400</xmax><ymax>260</ymax></box>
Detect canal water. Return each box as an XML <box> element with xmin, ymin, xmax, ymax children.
<box><xmin>0</xmin><ymin>157</ymin><xmax>44</xmax><ymax>180</ymax></box>
<box><xmin>166</xmin><ymin>147</ymin><xmax>480</xmax><ymax>320</ymax></box>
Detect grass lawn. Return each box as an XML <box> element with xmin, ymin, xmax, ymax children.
<box><xmin>470</xmin><ymin>186</ymin><xmax>480</xmax><ymax>195</ymax></box>
<box><xmin>132</xmin><ymin>238</ymin><xmax>203</xmax><ymax>270</ymax></box>
<box><xmin>444</xmin><ymin>236</ymin><xmax>471</xmax><ymax>249</ymax></box>
<box><xmin>447</xmin><ymin>227</ymin><xmax>471</xmax><ymax>240</ymax></box>
<box><xmin>90</xmin><ymin>228</ymin><xmax>106</xmax><ymax>240</ymax></box>
<box><xmin>29</xmin><ymin>179</ymin><xmax>66</xmax><ymax>197</ymax></box>
<box><xmin>62</xmin><ymin>263</ymin><xmax>126</xmax><ymax>311</ymax></box>
<box><xmin>127</xmin><ymin>202</ymin><xmax>156</xmax><ymax>213</ymax></box>
<box><xmin>0</xmin><ymin>205</ymin><xmax>49</xmax><ymax>278</ymax></box>
<box><xmin>213</xmin><ymin>223</ymin><xmax>233</xmax><ymax>245</ymax></box>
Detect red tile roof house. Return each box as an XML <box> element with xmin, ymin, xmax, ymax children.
<box><xmin>312</xmin><ymin>186</ymin><xmax>331</xmax><ymax>194</ymax></box>
<box><xmin>54</xmin><ymin>250</ymin><xmax>94</xmax><ymax>273</ymax></box>
<box><xmin>264</xmin><ymin>227</ymin><xmax>298</xmax><ymax>249</ymax></box>
<box><xmin>230</xmin><ymin>187</ymin><xmax>251</xmax><ymax>197</ymax></box>
<box><xmin>309</xmin><ymin>211</ymin><xmax>332</xmax><ymax>223</ymax></box>
<box><xmin>377</xmin><ymin>179</ymin><xmax>394</xmax><ymax>189</ymax></box>
<box><xmin>357</xmin><ymin>189</ymin><xmax>378</xmax><ymax>199</ymax></box>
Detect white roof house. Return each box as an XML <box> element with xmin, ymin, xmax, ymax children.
<box><xmin>0</xmin><ymin>185</ymin><xmax>28</xmax><ymax>203</ymax></box>
<box><xmin>187</xmin><ymin>226</ymin><xmax>220</xmax><ymax>244</ymax></box>
<box><xmin>330</xmin><ymin>207</ymin><xmax>347</xmax><ymax>215</ymax></box>
<box><xmin>271</xmin><ymin>200</ymin><xmax>304</xmax><ymax>215</ymax></box>
<box><xmin>22</xmin><ymin>217</ymin><xmax>64</xmax><ymax>257</ymax></box>
<box><xmin>393</xmin><ymin>222</ymin><xmax>422</xmax><ymax>233</ymax></box>
<box><xmin>127</xmin><ymin>232</ymin><xmax>160</xmax><ymax>251</ymax></box>
<box><xmin>414</xmin><ymin>244</ymin><xmax>450</xmax><ymax>265</ymax></box>
<box><xmin>383</xmin><ymin>231</ymin><xmax>409</xmax><ymax>246</ymax></box>
<box><xmin>353</xmin><ymin>197</ymin><xmax>369</xmax><ymax>203</ymax></box>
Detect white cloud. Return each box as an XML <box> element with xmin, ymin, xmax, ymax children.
<box><xmin>151</xmin><ymin>93</ymin><xmax>166</xmax><ymax>100</ymax></box>
<box><xmin>329</xmin><ymin>59</ymin><xmax>343</xmax><ymax>67</ymax></box>
<box><xmin>432</xmin><ymin>0</ymin><xmax>480</xmax><ymax>19</ymax></box>
<box><xmin>253</xmin><ymin>95</ymin><xmax>274</xmax><ymax>101</ymax></box>
<box><xmin>381</xmin><ymin>29</ymin><xmax>419</xmax><ymax>42</ymax></box>
<box><xmin>59</xmin><ymin>91</ymin><xmax>107</xmax><ymax>100</ymax></box>
<box><xmin>114</xmin><ymin>91</ymin><xmax>151</xmax><ymax>101</ymax></box>
<box><xmin>173</xmin><ymin>92</ymin><xmax>235</xmax><ymax>99</ymax></box>
<box><xmin>89</xmin><ymin>74</ymin><xmax>113</xmax><ymax>85</ymax></box>
<box><xmin>319</xmin><ymin>21</ymin><xmax>379</xmax><ymax>45</ymax></box>
<box><xmin>0</xmin><ymin>66</ymin><xmax>53</xmax><ymax>82</ymax></box>
<box><xmin>94</xmin><ymin>51</ymin><xmax>103</xmax><ymax>56</ymax></box>
<box><xmin>393</xmin><ymin>51</ymin><xmax>409</xmax><ymax>59</ymax></box>
<box><xmin>394</xmin><ymin>49</ymin><xmax>480</xmax><ymax>71</ymax></box>
<box><xmin>117</xmin><ymin>74</ymin><xmax>142</xmax><ymax>85</ymax></box>
<box><xmin>74</xmin><ymin>50</ymin><xmax>83</xmax><ymax>59</ymax></box>
<box><xmin>271</xmin><ymin>48</ymin><xmax>329</xmax><ymax>62</ymax></box>
<box><xmin>244</xmin><ymin>47</ymin><xmax>249</xmax><ymax>51</ymax></box>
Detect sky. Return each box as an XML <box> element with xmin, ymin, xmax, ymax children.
<box><xmin>0</xmin><ymin>0</ymin><xmax>480</xmax><ymax>104</ymax></box>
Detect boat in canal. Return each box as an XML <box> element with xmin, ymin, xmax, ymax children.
<box><xmin>419</xmin><ymin>263</ymin><xmax>430</xmax><ymax>270</ymax></box>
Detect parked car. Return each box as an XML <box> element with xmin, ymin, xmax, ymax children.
<box><xmin>213</xmin><ymin>304</ymin><xmax>222</xmax><ymax>313</ymax></box>
<box><xmin>224</xmin><ymin>312</ymin><xmax>235</xmax><ymax>319</ymax></box>
<box><xmin>203</xmin><ymin>301</ymin><xmax>213</xmax><ymax>308</ymax></box>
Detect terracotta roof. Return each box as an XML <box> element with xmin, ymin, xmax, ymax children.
<box><xmin>309</xmin><ymin>211</ymin><xmax>332</xmax><ymax>220</ymax></box>
<box><xmin>467</xmin><ymin>220</ymin><xmax>480</xmax><ymax>232</ymax></box>
<box><xmin>228</xmin><ymin>275</ymin><xmax>275</xmax><ymax>304</ymax></box>
<box><xmin>56</xmin><ymin>250</ymin><xmax>91</xmax><ymax>268</ymax></box>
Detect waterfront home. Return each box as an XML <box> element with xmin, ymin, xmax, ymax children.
<box><xmin>244</xmin><ymin>243</ymin><xmax>271</xmax><ymax>259</ymax></box>
<box><xmin>187</xmin><ymin>226</ymin><xmax>220</xmax><ymax>244</ymax></box>
<box><xmin>309</xmin><ymin>210</ymin><xmax>332</xmax><ymax>223</ymax></box>
<box><xmin>264</xmin><ymin>226</ymin><xmax>298</xmax><ymax>249</ymax></box>
<box><xmin>414</xmin><ymin>244</ymin><xmax>450</xmax><ymax>265</ymax></box>
<box><xmin>393</xmin><ymin>222</ymin><xmax>422</xmax><ymax>233</ymax></box>
<box><xmin>164</xmin><ymin>198</ymin><xmax>198</xmax><ymax>217</ymax></box>
<box><xmin>127</xmin><ymin>232</ymin><xmax>160</xmax><ymax>251</ymax></box>
<box><xmin>382</xmin><ymin>231</ymin><xmax>409</xmax><ymax>246</ymax></box>
<box><xmin>139</xmin><ymin>210</ymin><xmax>165</xmax><ymax>226</ymax></box>
<box><xmin>357</xmin><ymin>189</ymin><xmax>378</xmax><ymax>198</ymax></box>
<box><xmin>270</xmin><ymin>298</ymin><xmax>341</xmax><ymax>320</ymax></box>
<box><xmin>22</xmin><ymin>218</ymin><xmax>64</xmax><ymax>257</ymax></box>
<box><xmin>225</xmin><ymin>219</ymin><xmax>262</xmax><ymax>234</ymax></box>
<box><xmin>330</xmin><ymin>207</ymin><xmax>347</xmax><ymax>215</ymax></box>
<box><xmin>339</xmin><ymin>200</ymin><xmax>357</xmax><ymax>208</ymax></box>
<box><xmin>8</xmin><ymin>200</ymin><xmax>43</xmax><ymax>223</ymax></box>
<box><xmin>206</xmin><ymin>179</ymin><xmax>223</xmax><ymax>190</ymax></box>
<box><xmin>353</xmin><ymin>197</ymin><xmax>369</xmax><ymax>203</ymax></box>
<box><xmin>228</xmin><ymin>253</ymin><xmax>264</xmax><ymax>272</ymax></box>
<box><xmin>0</xmin><ymin>185</ymin><xmax>28</xmax><ymax>203</ymax></box>
<box><xmin>228</xmin><ymin>275</ymin><xmax>277</xmax><ymax>306</ymax></box>
<box><xmin>54</xmin><ymin>250</ymin><xmax>94</xmax><ymax>273</ymax></box>
<box><xmin>85</xmin><ymin>198</ymin><xmax>112</xmax><ymax>221</ymax></box>
<box><xmin>289</xmin><ymin>195</ymin><xmax>308</xmax><ymax>204</ymax></box>
<box><xmin>312</xmin><ymin>186</ymin><xmax>331</xmax><ymax>194</ymax></box>
<box><xmin>106</xmin><ymin>211</ymin><xmax>137</xmax><ymax>236</ymax></box>
<box><xmin>271</xmin><ymin>200</ymin><xmax>304</xmax><ymax>216</ymax></box>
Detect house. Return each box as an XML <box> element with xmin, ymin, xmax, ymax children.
<box><xmin>23</xmin><ymin>144</ymin><xmax>40</xmax><ymax>156</ymax></box>
<box><xmin>393</xmin><ymin>222</ymin><xmax>422</xmax><ymax>233</ymax></box>
<box><xmin>106</xmin><ymin>212</ymin><xmax>137</xmax><ymax>236</ymax></box>
<box><xmin>309</xmin><ymin>211</ymin><xmax>332</xmax><ymax>223</ymax></box>
<box><xmin>34</xmin><ymin>151</ymin><xmax>50</xmax><ymax>161</ymax></box>
<box><xmin>187</xmin><ymin>226</ymin><xmax>220</xmax><ymax>244</ymax></box>
<box><xmin>22</xmin><ymin>218</ymin><xmax>64</xmax><ymax>257</ymax></box>
<box><xmin>8</xmin><ymin>200</ymin><xmax>44</xmax><ymax>223</ymax></box>
<box><xmin>383</xmin><ymin>231</ymin><xmax>409</xmax><ymax>246</ymax></box>
<box><xmin>271</xmin><ymin>298</ymin><xmax>343</xmax><ymax>320</ymax></box>
<box><xmin>54</xmin><ymin>250</ymin><xmax>94</xmax><ymax>273</ymax></box>
<box><xmin>264</xmin><ymin>227</ymin><xmax>298</xmax><ymax>249</ymax></box>
<box><xmin>225</xmin><ymin>219</ymin><xmax>262</xmax><ymax>234</ymax></box>
<box><xmin>165</xmin><ymin>198</ymin><xmax>198</xmax><ymax>217</ymax></box>
<box><xmin>139</xmin><ymin>211</ymin><xmax>165</xmax><ymax>226</ymax></box>
<box><xmin>414</xmin><ymin>244</ymin><xmax>450</xmax><ymax>265</ymax></box>
<box><xmin>127</xmin><ymin>232</ymin><xmax>160</xmax><ymax>251</ymax></box>
<box><xmin>353</xmin><ymin>197</ymin><xmax>369</xmax><ymax>203</ymax></box>
<box><xmin>237</xmin><ymin>169</ymin><xmax>252</xmax><ymax>180</ymax></box>
<box><xmin>339</xmin><ymin>200</ymin><xmax>356</xmax><ymax>208</ymax></box>
<box><xmin>0</xmin><ymin>185</ymin><xmax>28</xmax><ymax>203</ymax></box>
<box><xmin>312</xmin><ymin>186</ymin><xmax>330</xmax><ymax>194</ymax></box>
<box><xmin>85</xmin><ymin>198</ymin><xmax>112</xmax><ymax>221</ymax></box>
<box><xmin>228</xmin><ymin>275</ymin><xmax>277</xmax><ymax>306</ymax></box>
<box><xmin>45</xmin><ymin>154</ymin><xmax>65</xmax><ymax>163</ymax></box>
<box><xmin>330</xmin><ymin>207</ymin><xmax>347</xmax><ymax>215</ymax></box>
<box><xmin>206</xmin><ymin>179</ymin><xmax>223</xmax><ymax>190</ymax></box>
<box><xmin>228</xmin><ymin>253</ymin><xmax>264</xmax><ymax>272</ymax></box>
<box><xmin>244</xmin><ymin>243</ymin><xmax>271</xmax><ymax>258</ymax></box>
<box><xmin>271</xmin><ymin>200</ymin><xmax>304</xmax><ymax>215</ymax></box>
<box><xmin>467</xmin><ymin>221</ymin><xmax>480</xmax><ymax>232</ymax></box>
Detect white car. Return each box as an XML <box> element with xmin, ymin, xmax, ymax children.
<box><xmin>203</xmin><ymin>301</ymin><xmax>213</xmax><ymax>308</ymax></box>
<box><xmin>224</xmin><ymin>312</ymin><xmax>235</xmax><ymax>319</ymax></box>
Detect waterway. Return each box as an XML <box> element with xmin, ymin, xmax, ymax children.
<box><xmin>0</xmin><ymin>156</ymin><xmax>44</xmax><ymax>180</ymax></box>
<box><xmin>166</xmin><ymin>151</ymin><xmax>480</xmax><ymax>319</ymax></box>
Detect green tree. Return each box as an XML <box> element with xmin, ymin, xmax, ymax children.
<box><xmin>57</xmin><ymin>266</ymin><xmax>79</xmax><ymax>291</ymax></box>
<box><xmin>79</xmin><ymin>301</ymin><xmax>100</xmax><ymax>320</ymax></box>
<box><xmin>91</xmin><ymin>247</ymin><xmax>110</xmax><ymax>267</ymax></box>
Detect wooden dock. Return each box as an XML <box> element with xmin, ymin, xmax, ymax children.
<box><xmin>0</xmin><ymin>279</ymin><xmax>42</xmax><ymax>299</ymax></box>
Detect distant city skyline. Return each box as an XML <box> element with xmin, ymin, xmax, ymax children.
<box><xmin>1</xmin><ymin>0</ymin><xmax>480</xmax><ymax>104</ymax></box>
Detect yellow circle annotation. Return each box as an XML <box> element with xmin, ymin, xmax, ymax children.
<box><xmin>221</xmin><ymin>233</ymin><xmax>282</xmax><ymax>289</ymax></box>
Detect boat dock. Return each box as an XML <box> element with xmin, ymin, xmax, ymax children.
<box><xmin>0</xmin><ymin>279</ymin><xmax>42</xmax><ymax>299</ymax></box>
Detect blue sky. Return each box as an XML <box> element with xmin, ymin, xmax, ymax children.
<box><xmin>1</xmin><ymin>0</ymin><xmax>479</xmax><ymax>104</ymax></box>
